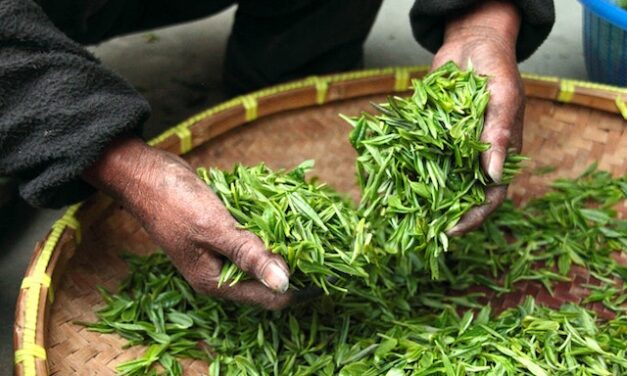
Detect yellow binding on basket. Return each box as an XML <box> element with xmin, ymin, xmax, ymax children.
<box><xmin>394</xmin><ymin>67</ymin><xmax>411</xmax><ymax>91</ymax></box>
<box><xmin>241</xmin><ymin>95</ymin><xmax>258</xmax><ymax>122</ymax></box>
<box><xmin>173</xmin><ymin>125</ymin><xmax>193</xmax><ymax>154</ymax></box>
<box><xmin>307</xmin><ymin>76</ymin><xmax>329</xmax><ymax>104</ymax></box>
<box><xmin>521</xmin><ymin>73</ymin><xmax>560</xmax><ymax>83</ymax></box>
<box><xmin>15</xmin><ymin>204</ymin><xmax>82</xmax><ymax>375</ymax></box>
<box><xmin>615</xmin><ymin>96</ymin><xmax>627</xmax><ymax>120</ymax></box>
<box><xmin>20</xmin><ymin>274</ymin><xmax>53</xmax><ymax>303</ymax></box>
<box><xmin>558</xmin><ymin>80</ymin><xmax>576</xmax><ymax>103</ymax></box>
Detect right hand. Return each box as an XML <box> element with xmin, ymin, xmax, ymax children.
<box><xmin>83</xmin><ymin>137</ymin><xmax>294</xmax><ymax>310</ymax></box>
<box><xmin>431</xmin><ymin>0</ymin><xmax>524</xmax><ymax>236</ymax></box>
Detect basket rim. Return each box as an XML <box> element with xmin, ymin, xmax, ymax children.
<box><xmin>12</xmin><ymin>65</ymin><xmax>627</xmax><ymax>376</ymax></box>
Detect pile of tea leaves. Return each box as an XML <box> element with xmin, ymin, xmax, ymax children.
<box><xmin>86</xmin><ymin>166</ymin><xmax>626</xmax><ymax>376</ymax></box>
<box><xmin>196</xmin><ymin>161</ymin><xmax>367</xmax><ymax>293</ymax></box>
<box><xmin>85</xmin><ymin>63</ymin><xmax>626</xmax><ymax>375</ymax></box>
<box><xmin>346</xmin><ymin>61</ymin><xmax>525</xmax><ymax>279</ymax></box>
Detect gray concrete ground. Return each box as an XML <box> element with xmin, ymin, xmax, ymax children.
<box><xmin>1</xmin><ymin>1</ymin><xmax>587</xmax><ymax>372</ymax></box>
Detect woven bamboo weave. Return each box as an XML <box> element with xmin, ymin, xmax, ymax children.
<box><xmin>13</xmin><ymin>67</ymin><xmax>627</xmax><ymax>376</ymax></box>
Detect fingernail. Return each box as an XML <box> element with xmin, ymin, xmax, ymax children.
<box><xmin>276</xmin><ymin>261</ymin><xmax>290</xmax><ymax>276</ymax></box>
<box><xmin>261</xmin><ymin>262</ymin><xmax>289</xmax><ymax>293</ymax></box>
<box><xmin>487</xmin><ymin>155</ymin><xmax>502</xmax><ymax>183</ymax></box>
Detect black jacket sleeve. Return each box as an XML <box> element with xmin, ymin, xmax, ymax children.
<box><xmin>0</xmin><ymin>0</ymin><xmax>150</xmax><ymax>208</ymax></box>
<box><xmin>410</xmin><ymin>0</ymin><xmax>555</xmax><ymax>62</ymax></box>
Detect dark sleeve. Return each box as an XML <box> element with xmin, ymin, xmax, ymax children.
<box><xmin>0</xmin><ymin>0</ymin><xmax>150</xmax><ymax>208</ymax></box>
<box><xmin>409</xmin><ymin>0</ymin><xmax>555</xmax><ymax>61</ymax></box>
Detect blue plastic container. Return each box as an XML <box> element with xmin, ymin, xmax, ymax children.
<box><xmin>579</xmin><ymin>0</ymin><xmax>627</xmax><ymax>86</ymax></box>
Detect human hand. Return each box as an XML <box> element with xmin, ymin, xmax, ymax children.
<box><xmin>432</xmin><ymin>0</ymin><xmax>524</xmax><ymax>235</ymax></box>
<box><xmin>83</xmin><ymin>137</ymin><xmax>295</xmax><ymax>310</ymax></box>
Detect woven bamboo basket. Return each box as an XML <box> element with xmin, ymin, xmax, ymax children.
<box><xmin>13</xmin><ymin>66</ymin><xmax>627</xmax><ymax>376</ymax></box>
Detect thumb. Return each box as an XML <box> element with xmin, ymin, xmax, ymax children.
<box><xmin>211</xmin><ymin>229</ymin><xmax>290</xmax><ymax>293</ymax></box>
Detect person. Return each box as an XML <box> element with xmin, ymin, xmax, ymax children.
<box><xmin>0</xmin><ymin>0</ymin><xmax>554</xmax><ymax>309</ymax></box>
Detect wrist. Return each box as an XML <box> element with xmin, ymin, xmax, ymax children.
<box><xmin>444</xmin><ymin>1</ymin><xmax>520</xmax><ymax>52</ymax></box>
<box><xmin>82</xmin><ymin>136</ymin><xmax>156</xmax><ymax>202</ymax></box>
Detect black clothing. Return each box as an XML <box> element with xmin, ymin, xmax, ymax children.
<box><xmin>0</xmin><ymin>0</ymin><xmax>151</xmax><ymax>208</ymax></box>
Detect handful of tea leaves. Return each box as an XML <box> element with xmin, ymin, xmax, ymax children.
<box><xmin>346</xmin><ymin>62</ymin><xmax>524</xmax><ymax>279</ymax></box>
<box><xmin>197</xmin><ymin>161</ymin><xmax>367</xmax><ymax>293</ymax></box>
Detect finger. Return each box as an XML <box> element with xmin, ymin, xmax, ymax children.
<box><xmin>447</xmin><ymin>185</ymin><xmax>507</xmax><ymax>236</ymax></box>
<box><xmin>480</xmin><ymin>81</ymin><xmax>524</xmax><ymax>183</ymax></box>
<box><xmin>182</xmin><ymin>247</ymin><xmax>294</xmax><ymax>310</ymax></box>
<box><xmin>198</xmin><ymin>225</ymin><xmax>290</xmax><ymax>294</ymax></box>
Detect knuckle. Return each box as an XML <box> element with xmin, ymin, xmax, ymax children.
<box><xmin>229</xmin><ymin>235</ymin><xmax>262</xmax><ymax>270</ymax></box>
<box><xmin>191</xmin><ymin>214</ymin><xmax>217</xmax><ymax>235</ymax></box>
<box><xmin>189</xmin><ymin>216</ymin><xmax>233</xmax><ymax>248</ymax></box>
<box><xmin>487</xmin><ymin>128</ymin><xmax>511</xmax><ymax>149</ymax></box>
<box><xmin>494</xmin><ymin>126</ymin><xmax>512</xmax><ymax>140</ymax></box>
<box><xmin>182</xmin><ymin>259</ymin><xmax>222</xmax><ymax>295</ymax></box>
<box><xmin>487</xmin><ymin>186</ymin><xmax>508</xmax><ymax>203</ymax></box>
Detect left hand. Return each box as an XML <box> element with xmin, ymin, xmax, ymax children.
<box><xmin>432</xmin><ymin>0</ymin><xmax>524</xmax><ymax>235</ymax></box>
<box><xmin>82</xmin><ymin>137</ymin><xmax>298</xmax><ymax>310</ymax></box>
